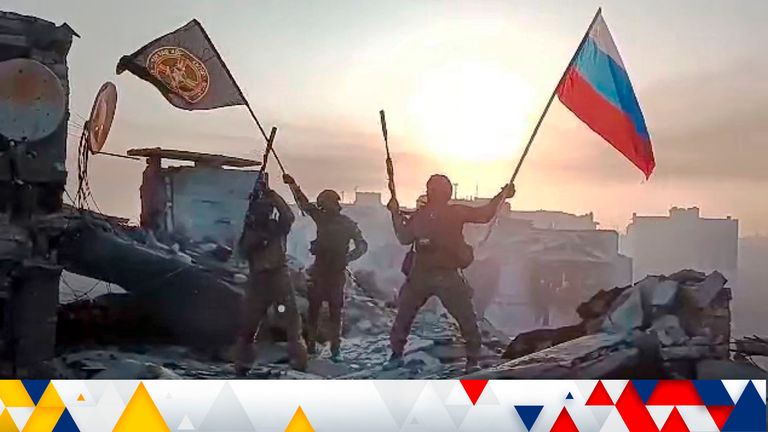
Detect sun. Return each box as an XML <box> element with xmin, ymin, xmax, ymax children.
<box><xmin>407</xmin><ymin>62</ymin><xmax>534</xmax><ymax>162</ymax></box>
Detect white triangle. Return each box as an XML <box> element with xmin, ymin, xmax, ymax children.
<box><xmin>752</xmin><ymin>379</ymin><xmax>767</xmax><ymax>402</ymax></box>
<box><xmin>429</xmin><ymin>380</ymin><xmax>458</xmax><ymax>403</ymax></box>
<box><xmin>7</xmin><ymin>407</ymin><xmax>34</xmax><ymax>430</ymax></box>
<box><xmin>599</xmin><ymin>408</ymin><xmax>629</xmax><ymax>432</ymax></box>
<box><xmin>576</xmin><ymin>380</ymin><xmax>599</xmax><ymax>403</ymax></box>
<box><xmin>723</xmin><ymin>380</ymin><xmax>750</xmax><ymax>404</ymax></box>
<box><xmin>112</xmin><ymin>381</ymin><xmax>140</xmax><ymax>404</ymax></box>
<box><xmin>93</xmin><ymin>382</ymin><xmax>130</xmax><ymax>431</ymax></box>
<box><xmin>647</xmin><ymin>405</ymin><xmax>674</xmax><ymax>430</ymax></box>
<box><xmin>0</xmin><ymin>395</ymin><xmax>5</xmax><ymax>412</ymax></box>
<box><xmin>445</xmin><ymin>405</ymin><xmax>471</xmax><ymax>428</ymax></box>
<box><xmin>84</xmin><ymin>381</ymin><xmax>108</xmax><ymax>403</ymax></box>
<box><xmin>588</xmin><ymin>406</ymin><xmax>613</xmax><ymax>429</ymax></box>
<box><xmin>677</xmin><ymin>406</ymin><xmax>717</xmax><ymax>432</ymax></box>
<box><xmin>477</xmin><ymin>385</ymin><xmax>499</xmax><ymax>406</ymax></box>
<box><xmin>401</xmin><ymin>385</ymin><xmax>455</xmax><ymax>431</ymax></box>
<box><xmin>445</xmin><ymin>383</ymin><xmax>471</xmax><ymax>406</ymax></box>
<box><xmin>53</xmin><ymin>381</ymin><xmax>95</xmax><ymax>407</ymax></box>
<box><xmin>373</xmin><ymin>381</ymin><xmax>427</xmax><ymax>427</ymax></box>
<box><xmin>601</xmin><ymin>380</ymin><xmax>628</xmax><ymax>404</ymax></box>
<box><xmin>178</xmin><ymin>414</ymin><xmax>195</xmax><ymax>430</ymax></box>
<box><xmin>198</xmin><ymin>383</ymin><xmax>254</xmax><ymax>431</ymax></box>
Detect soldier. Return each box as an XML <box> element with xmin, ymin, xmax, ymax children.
<box><xmin>385</xmin><ymin>174</ymin><xmax>515</xmax><ymax>373</ymax></box>
<box><xmin>234</xmin><ymin>176</ymin><xmax>308</xmax><ymax>375</ymax></box>
<box><xmin>283</xmin><ymin>174</ymin><xmax>368</xmax><ymax>362</ymax></box>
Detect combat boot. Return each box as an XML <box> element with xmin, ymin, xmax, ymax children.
<box><xmin>465</xmin><ymin>357</ymin><xmax>480</xmax><ymax>375</ymax></box>
<box><xmin>382</xmin><ymin>352</ymin><xmax>404</xmax><ymax>371</ymax></box>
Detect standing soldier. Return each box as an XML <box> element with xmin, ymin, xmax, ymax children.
<box><xmin>385</xmin><ymin>174</ymin><xmax>515</xmax><ymax>373</ymax></box>
<box><xmin>283</xmin><ymin>174</ymin><xmax>368</xmax><ymax>362</ymax></box>
<box><xmin>235</xmin><ymin>176</ymin><xmax>308</xmax><ymax>375</ymax></box>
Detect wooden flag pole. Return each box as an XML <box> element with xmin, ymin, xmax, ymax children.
<box><xmin>480</xmin><ymin>7</ymin><xmax>602</xmax><ymax>245</ymax></box>
<box><xmin>196</xmin><ymin>23</ymin><xmax>287</xmax><ymax>175</ymax></box>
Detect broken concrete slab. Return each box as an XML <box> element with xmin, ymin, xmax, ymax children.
<box><xmin>668</xmin><ymin>269</ymin><xmax>706</xmax><ymax>284</ymax></box>
<box><xmin>502</xmin><ymin>324</ymin><xmax>586</xmax><ymax>360</ymax></box>
<box><xmin>576</xmin><ymin>284</ymin><xmax>631</xmax><ymax>320</ymax></box>
<box><xmin>404</xmin><ymin>351</ymin><xmax>442</xmax><ymax>371</ymax></box>
<box><xmin>602</xmin><ymin>287</ymin><xmax>644</xmax><ymax>333</ymax></box>
<box><xmin>403</xmin><ymin>338</ymin><xmax>435</xmax><ymax>355</ymax></box>
<box><xmin>305</xmin><ymin>358</ymin><xmax>354</xmax><ymax>378</ymax></box>
<box><xmin>688</xmin><ymin>271</ymin><xmax>727</xmax><ymax>308</ymax></box>
<box><xmin>651</xmin><ymin>315</ymin><xmax>688</xmax><ymax>346</ymax></box>
<box><xmin>650</xmin><ymin>280</ymin><xmax>679</xmax><ymax>308</ymax></box>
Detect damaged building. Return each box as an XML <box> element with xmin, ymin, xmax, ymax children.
<box><xmin>0</xmin><ymin>12</ymin><xmax>77</xmax><ymax>375</ymax></box>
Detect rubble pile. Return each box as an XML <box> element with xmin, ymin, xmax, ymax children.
<box><xmin>467</xmin><ymin>269</ymin><xmax>749</xmax><ymax>379</ymax></box>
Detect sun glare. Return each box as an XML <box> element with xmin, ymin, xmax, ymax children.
<box><xmin>407</xmin><ymin>63</ymin><xmax>534</xmax><ymax>162</ymax></box>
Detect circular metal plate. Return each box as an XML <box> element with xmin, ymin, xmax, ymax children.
<box><xmin>87</xmin><ymin>82</ymin><xmax>117</xmax><ymax>153</ymax></box>
<box><xmin>0</xmin><ymin>58</ymin><xmax>66</xmax><ymax>142</ymax></box>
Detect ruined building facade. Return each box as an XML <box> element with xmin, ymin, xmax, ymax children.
<box><xmin>0</xmin><ymin>13</ymin><xmax>76</xmax><ymax>374</ymax></box>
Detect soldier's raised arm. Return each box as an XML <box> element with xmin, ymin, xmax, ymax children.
<box><xmin>269</xmin><ymin>189</ymin><xmax>295</xmax><ymax>234</ymax></box>
<box><xmin>283</xmin><ymin>174</ymin><xmax>321</xmax><ymax>220</ymax></box>
<box><xmin>459</xmin><ymin>183</ymin><xmax>516</xmax><ymax>224</ymax></box>
<box><xmin>387</xmin><ymin>196</ymin><xmax>414</xmax><ymax>245</ymax></box>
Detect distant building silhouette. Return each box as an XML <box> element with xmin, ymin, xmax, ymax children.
<box><xmin>623</xmin><ymin>207</ymin><xmax>738</xmax><ymax>284</ymax></box>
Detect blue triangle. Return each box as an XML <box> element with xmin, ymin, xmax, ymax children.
<box><xmin>694</xmin><ymin>380</ymin><xmax>734</xmax><ymax>406</ymax></box>
<box><xmin>722</xmin><ymin>381</ymin><xmax>767</xmax><ymax>432</ymax></box>
<box><xmin>22</xmin><ymin>380</ymin><xmax>49</xmax><ymax>405</ymax></box>
<box><xmin>566</xmin><ymin>392</ymin><xmax>573</xmax><ymax>400</ymax></box>
<box><xmin>514</xmin><ymin>405</ymin><xmax>543</xmax><ymax>431</ymax></box>
<box><xmin>631</xmin><ymin>380</ymin><xmax>658</xmax><ymax>404</ymax></box>
<box><xmin>53</xmin><ymin>408</ymin><xmax>80</xmax><ymax>432</ymax></box>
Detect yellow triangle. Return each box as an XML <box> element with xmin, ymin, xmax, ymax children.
<box><xmin>0</xmin><ymin>381</ymin><xmax>33</xmax><ymax>407</ymax></box>
<box><xmin>0</xmin><ymin>408</ymin><xmax>19</xmax><ymax>432</ymax></box>
<box><xmin>23</xmin><ymin>407</ymin><xmax>64</xmax><ymax>432</ymax></box>
<box><xmin>77</xmin><ymin>394</ymin><xmax>85</xmax><ymax>402</ymax></box>
<box><xmin>36</xmin><ymin>384</ymin><xmax>64</xmax><ymax>409</ymax></box>
<box><xmin>285</xmin><ymin>406</ymin><xmax>314</xmax><ymax>432</ymax></box>
<box><xmin>113</xmin><ymin>382</ymin><xmax>170</xmax><ymax>432</ymax></box>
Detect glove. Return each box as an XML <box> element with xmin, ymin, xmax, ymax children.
<box><xmin>386</xmin><ymin>196</ymin><xmax>400</xmax><ymax>213</ymax></box>
<box><xmin>283</xmin><ymin>173</ymin><xmax>296</xmax><ymax>185</ymax></box>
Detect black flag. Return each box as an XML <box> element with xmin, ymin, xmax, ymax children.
<box><xmin>117</xmin><ymin>19</ymin><xmax>246</xmax><ymax>111</ymax></box>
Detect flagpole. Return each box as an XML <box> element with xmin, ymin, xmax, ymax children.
<box><xmin>194</xmin><ymin>20</ymin><xmax>287</xmax><ymax>175</ymax></box>
<box><xmin>480</xmin><ymin>7</ymin><xmax>602</xmax><ymax>245</ymax></box>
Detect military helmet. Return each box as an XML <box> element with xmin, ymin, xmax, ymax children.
<box><xmin>316</xmin><ymin>189</ymin><xmax>341</xmax><ymax>210</ymax></box>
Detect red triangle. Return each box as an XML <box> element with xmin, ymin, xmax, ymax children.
<box><xmin>647</xmin><ymin>381</ymin><xmax>703</xmax><ymax>406</ymax></box>
<box><xmin>586</xmin><ymin>381</ymin><xmax>614</xmax><ymax>406</ymax></box>
<box><xmin>550</xmin><ymin>407</ymin><xmax>579</xmax><ymax>432</ymax></box>
<box><xmin>660</xmin><ymin>407</ymin><xmax>690</xmax><ymax>432</ymax></box>
<box><xmin>707</xmin><ymin>405</ymin><xmax>734</xmax><ymax>430</ymax></box>
<box><xmin>616</xmin><ymin>382</ymin><xmax>659</xmax><ymax>432</ymax></box>
<box><xmin>460</xmin><ymin>380</ymin><xmax>488</xmax><ymax>405</ymax></box>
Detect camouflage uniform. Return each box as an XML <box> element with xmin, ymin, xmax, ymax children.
<box><xmin>388</xmin><ymin>187</ymin><xmax>509</xmax><ymax>366</ymax></box>
<box><xmin>287</xmin><ymin>182</ymin><xmax>367</xmax><ymax>357</ymax></box>
<box><xmin>235</xmin><ymin>189</ymin><xmax>307</xmax><ymax>373</ymax></box>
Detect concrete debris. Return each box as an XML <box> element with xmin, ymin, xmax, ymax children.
<box><xmin>650</xmin><ymin>279</ymin><xmax>679</xmax><ymax>308</ymax></box>
<box><xmin>602</xmin><ymin>287</ymin><xmax>644</xmax><ymax>333</ymax></box>
<box><xmin>479</xmin><ymin>269</ymin><xmax>765</xmax><ymax>380</ymax></box>
<box><xmin>689</xmin><ymin>271</ymin><xmax>727</xmax><ymax>309</ymax></box>
<box><xmin>651</xmin><ymin>315</ymin><xmax>688</xmax><ymax>346</ymax></box>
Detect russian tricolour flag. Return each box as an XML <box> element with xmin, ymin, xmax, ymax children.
<box><xmin>557</xmin><ymin>10</ymin><xmax>655</xmax><ymax>178</ymax></box>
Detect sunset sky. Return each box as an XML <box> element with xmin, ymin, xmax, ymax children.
<box><xmin>6</xmin><ymin>0</ymin><xmax>768</xmax><ymax>234</ymax></box>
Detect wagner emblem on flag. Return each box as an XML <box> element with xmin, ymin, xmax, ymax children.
<box><xmin>117</xmin><ymin>19</ymin><xmax>247</xmax><ymax>111</ymax></box>
<box><xmin>147</xmin><ymin>47</ymin><xmax>209</xmax><ymax>103</ymax></box>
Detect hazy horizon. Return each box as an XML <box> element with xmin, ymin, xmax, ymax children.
<box><xmin>6</xmin><ymin>1</ymin><xmax>768</xmax><ymax>234</ymax></box>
